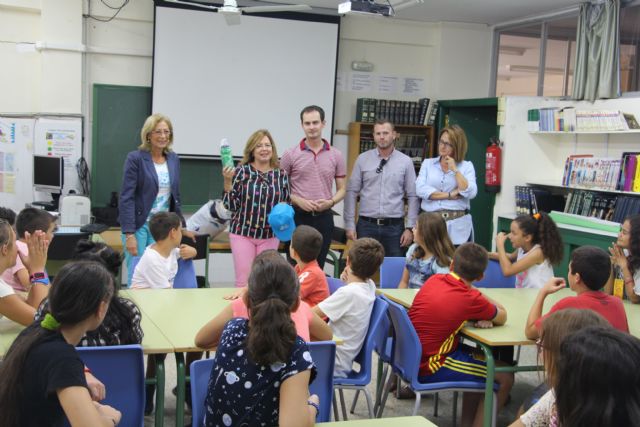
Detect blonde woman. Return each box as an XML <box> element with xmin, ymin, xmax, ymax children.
<box><xmin>222</xmin><ymin>129</ymin><xmax>291</xmax><ymax>287</ymax></box>
<box><xmin>119</xmin><ymin>114</ymin><xmax>193</xmax><ymax>274</ymax></box>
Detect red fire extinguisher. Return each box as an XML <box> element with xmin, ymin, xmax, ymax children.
<box><xmin>485</xmin><ymin>137</ymin><xmax>501</xmax><ymax>193</ymax></box>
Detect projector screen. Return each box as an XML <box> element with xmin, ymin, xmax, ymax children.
<box><xmin>153</xmin><ymin>4</ymin><xmax>340</xmax><ymax>158</ymax></box>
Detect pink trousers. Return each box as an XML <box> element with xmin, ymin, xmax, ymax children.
<box><xmin>229</xmin><ymin>233</ymin><xmax>280</xmax><ymax>287</ymax></box>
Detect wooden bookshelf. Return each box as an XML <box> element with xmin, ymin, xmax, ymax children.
<box><xmin>346</xmin><ymin>122</ymin><xmax>435</xmax><ymax>176</ymax></box>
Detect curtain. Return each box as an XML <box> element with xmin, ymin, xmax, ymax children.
<box><xmin>572</xmin><ymin>0</ymin><xmax>620</xmax><ymax>101</ymax></box>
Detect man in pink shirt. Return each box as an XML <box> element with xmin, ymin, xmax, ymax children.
<box><xmin>280</xmin><ymin>105</ymin><xmax>347</xmax><ymax>268</ymax></box>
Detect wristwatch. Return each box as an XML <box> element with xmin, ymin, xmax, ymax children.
<box><xmin>30</xmin><ymin>272</ymin><xmax>49</xmax><ymax>285</ymax></box>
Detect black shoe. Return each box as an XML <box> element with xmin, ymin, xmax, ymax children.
<box><xmin>145</xmin><ymin>385</ymin><xmax>155</xmax><ymax>416</ymax></box>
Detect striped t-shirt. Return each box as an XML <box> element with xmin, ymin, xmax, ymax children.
<box><xmin>222</xmin><ymin>164</ymin><xmax>290</xmax><ymax>239</ymax></box>
<box><xmin>280</xmin><ymin>139</ymin><xmax>347</xmax><ymax>203</ymax></box>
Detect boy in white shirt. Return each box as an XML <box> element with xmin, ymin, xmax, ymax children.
<box><xmin>131</xmin><ymin>212</ymin><xmax>196</xmax><ymax>289</ymax></box>
<box><xmin>312</xmin><ymin>238</ymin><xmax>385</xmax><ymax>377</ymax></box>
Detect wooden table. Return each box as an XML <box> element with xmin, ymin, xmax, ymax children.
<box><xmin>0</xmin><ymin>311</ymin><xmax>171</xmax><ymax>427</ymax></box>
<box><xmin>102</xmin><ymin>228</ymin><xmax>348</xmax><ymax>278</ymax></box>
<box><xmin>318</xmin><ymin>415</ymin><xmax>437</xmax><ymax>426</ymax></box>
<box><xmin>378</xmin><ymin>287</ymin><xmax>640</xmax><ymax>427</ymax></box>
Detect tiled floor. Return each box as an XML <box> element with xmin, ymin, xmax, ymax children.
<box><xmin>145</xmin><ymin>346</ymin><xmax>543</xmax><ymax>427</ymax></box>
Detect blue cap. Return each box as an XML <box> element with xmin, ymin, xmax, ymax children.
<box><xmin>268</xmin><ymin>203</ymin><xmax>296</xmax><ymax>242</ymax></box>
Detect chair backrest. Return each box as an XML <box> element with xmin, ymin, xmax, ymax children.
<box><xmin>474</xmin><ymin>259</ymin><xmax>516</xmax><ymax>288</ymax></box>
<box><xmin>380</xmin><ymin>256</ymin><xmax>406</xmax><ymax>288</ymax></box>
<box><xmin>48</xmin><ymin>232</ymin><xmax>91</xmax><ymax>261</ymax></box>
<box><xmin>127</xmin><ymin>255</ymin><xmax>142</xmax><ymax>286</ymax></box>
<box><xmin>372</xmin><ymin>297</ymin><xmax>393</xmax><ymax>362</ymax></box>
<box><xmin>384</xmin><ymin>297</ymin><xmax>422</xmax><ymax>384</ymax></box>
<box><xmin>75</xmin><ymin>345</ymin><xmax>145</xmax><ymax>427</ymax></box>
<box><xmin>174</xmin><ymin>258</ymin><xmax>198</xmax><ymax>288</ymax></box>
<box><xmin>190</xmin><ymin>357</ymin><xmax>215</xmax><ymax>427</ymax></box>
<box><xmin>307</xmin><ymin>341</ymin><xmax>336</xmax><ymax>423</ymax></box>
<box><xmin>350</xmin><ymin>297</ymin><xmax>389</xmax><ymax>380</ymax></box>
<box><xmin>326</xmin><ymin>277</ymin><xmax>345</xmax><ymax>295</ymax></box>
<box><xmin>181</xmin><ymin>234</ymin><xmax>209</xmax><ymax>260</ymax></box>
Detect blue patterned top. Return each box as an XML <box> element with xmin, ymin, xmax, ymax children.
<box><xmin>203</xmin><ymin>318</ymin><xmax>315</xmax><ymax>427</ymax></box>
<box><xmin>405</xmin><ymin>243</ymin><xmax>450</xmax><ymax>289</ymax></box>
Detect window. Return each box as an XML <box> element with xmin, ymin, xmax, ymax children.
<box><xmin>620</xmin><ymin>4</ymin><xmax>640</xmax><ymax>93</ymax></box>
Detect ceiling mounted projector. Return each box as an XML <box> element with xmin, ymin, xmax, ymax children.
<box><xmin>338</xmin><ymin>0</ymin><xmax>392</xmax><ymax>17</ymax></box>
<box><xmin>165</xmin><ymin>0</ymin><xmax>312</xmax><ymax>25</ymax></box>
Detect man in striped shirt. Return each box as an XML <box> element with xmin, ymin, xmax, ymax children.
<box><xmin>280</xmin><ymin>105</ymin><xmax>347</xmax><ymax>268</ymax></box>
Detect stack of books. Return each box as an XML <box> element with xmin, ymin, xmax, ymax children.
<box><xmin>527</xmin><ymin>107</ymin><xmax>638</xmax><ymax>132</ymax></box>
<box><xmin>562</xmin><ymin>152</ymin><xmax>640</xmax><ymax>192</ymax></box>
<box><xmin>355</xmin><ymin>97</ymin><xmax>437</xmax><ymax>125</ymax></box>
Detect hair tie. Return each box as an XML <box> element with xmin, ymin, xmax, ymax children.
<box><xmin>533</xmin><ymin>213</ymin><xmax>541</xmax><ymax>221</ymax></box>
<box><xmin>40</xmin><ymin>313</ymin><xmax>60</xmax><ymax>331</ymax></box>
<box><xmin>267</xmin><ymin>293</ymin><xmax>280</xmax><ymax>300</ymax></box>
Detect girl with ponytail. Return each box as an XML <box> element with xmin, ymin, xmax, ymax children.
<box><xmin>196</xmin><ymin>250</ymin><xmax>319</xmax><ymax>427</ymax></box>
<box><xmin>491</xmin><ymin>212</ymin><xmax>563</xmax><ymax>288</ymax></box>
<box><xmin>0</xmin><ymin>261</ymin><xmax>121</xmax><ymax>426</ymax></box>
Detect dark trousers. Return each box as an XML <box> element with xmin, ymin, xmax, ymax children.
<box><xmin>356</xmin><ymin>219</ymin><xmax>405</xmax><ymax>257</ymax></box>
<box><xmin>294</xmin><ymin>209</ymin><xmax>334</xmax><ymax>269</ymax></box>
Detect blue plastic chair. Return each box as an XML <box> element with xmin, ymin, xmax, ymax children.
<box><xmin>190</xmin><ymin>357</ymin><xmax>214</xmax><ymax>427</ymax></box>
<box><xmin>75</xmin><ymin>345</ymin><xmax>145</xmax><ymax>427</ymax></box>
<box><xmin>307</xmin><ymin>341</ymin><xmax>337</xmax><ymax>423</ymax></box>
<box><xmin>377</xmin><ymin>298</ymin><xmax>498</xmax><ymax>421</ymax></box>
<box><xmin>174</xmin><ymin>258</ymin><xmax>198</xmax><ymax>288</ymax></box>
<box><xmin>474</xmin><ymin>259</ymin><xmax>516</xmax><ymax>288</ymax></box>
<box><xmin>127</xmin><ymin>255</ymin><xmax>141</xmax><ymax>286</ymax></box>
<box><xmin>333</xmin><ymin>297</ymin><xmax>388</xmax><ymax>420</ymax></box>
<box><xmin>379</xmin><ymin>257</ymin><xmax>406</xmax><ymax>288</ymax></box>
<box><xmin>326</xmin><ymin>277</ymin><xmax>345</xmax><ymax>295</ymax></box>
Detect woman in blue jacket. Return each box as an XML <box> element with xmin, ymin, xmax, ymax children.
<box><xmin>118</xmin><ymin>114</ymin><xmax>193</xmax><ymax>272</ymax></box>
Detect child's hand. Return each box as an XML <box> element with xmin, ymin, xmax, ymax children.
<box><xmin>473</xmin><ymin>320</ymin><xmax>494</xmax><ymax>329</ymax></box>
<box><xmin>85</xmin><ymin>371</ymin><xmax>106</xmax><ymax>401</ymax></box>
<box><xmin>609</xmin><ymin>244</ymin><xmax>628</xmax><ymax>269</ymax></box>
<box><xmin>19</xmin><ymin>230</ymin><xmax>49</xmax><ymax>273</ymax></box>
<box><xmin>542</xmin><ymin>277</ymin><xmax>566</xmax><ymax>295</ymax></box>
<box><xmin>224</xmin><ymin>287</ymin><xmax>247</xmax><ymax>300</ymax></box>
<box><xmin>182</xmin><ymin>229</ymin><xmax>197</xmax><ymax>242</ymax></box>
<box><xmin>95</xmin><ymin>402</ymin><xmax>122</xmax><ymax>426</ymax></box>
<box><xmin>179</xmin><ymin>244</ymin><xmax>197</xmax><ymax>260</ymax></box>
<box><xmin>496</xmin><ymin>232</ymin><xmax>508</xmax><ymax>248</ymax></box>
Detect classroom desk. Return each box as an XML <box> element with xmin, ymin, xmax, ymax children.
<box><xmin>102</xmin><ymin>228</ymin><xmax>348</xmax><ymax>277</ymax></box>
<box><xmin>0</xmin><ymin>312</ymin><xmax>171</xmax><ymax>427</ymax></box>
<box><xmin>317</xmin><ymin>415</ymin><xmax>437</xmax><ymax>426</ymax></box>
<box><xmin>378</xmin><ymin>287</ymin><xmax>640</xmax><ymax>427</ymax></box>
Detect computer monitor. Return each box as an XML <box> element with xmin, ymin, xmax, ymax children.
<box><xmin>33</xmin><ymin>155</ymin><xmax>64</xmax><ymax>192</ymax></box>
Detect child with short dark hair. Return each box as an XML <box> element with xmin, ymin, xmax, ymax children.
<box><xmin>2</xmin><ymin>207</ymin><xmax>55</xmax><ymax>291</ymax></box>
<box><xmin>525</xmin><ymin>245</ymin><xmax>629</xmax><ymax>339</ymax></box>
<box><xmin>0</xmin><ymin>206</ymin><xmax>16</xmax><ymax>226</ymax></box>
<box><xmin>130</xmin><ymin>212</ymin><xmax>196</xmax><ymax>289</ymax></box>
<box><xmin>313</xmin><ymin>237</ymin><xmax>385</xmax><ymax>377</ymax></box>
<box><xmin>290</xmin><ymin>225</ymin><xmax>329</xmax><ymax>306</ymax></box>
<box><xmin>409</xmin><ymin>242</ymin><xmax>513</xmax><ymax>427</ymax></box>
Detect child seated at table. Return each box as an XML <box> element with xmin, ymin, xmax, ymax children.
<box><xmin>312</xmin><ymin>237</ymin><xmax>384</xmax><ymax>377</ymax></box>
<box><xmin>290</xmin><ymin>225</ymin><xmax>329</xmax><ymax>307</ymax></box>
<box><xmin>0</xmin><ymin>206</ymin><xmax>16</xmax><ymax>226</ymax></box>
<box><xmin>196</xmin><ymin>250</ymin><xmax>320</xmax><ymax>427</ymax></box>
<box><xmin>524</xmin><ymin>245</ymin><xmax>629</xmax><ymax>340</ymax></box>
<box><xmin>130</xmin><ymin>211</ymin><xmax>196</xmax><ymax>289</ymax></box>
<box><xmin>399</xmin><ymin>212</ymin><xmax>454</xmax><ymax>289</ymax></box>
<box><xmin>0</xmin><ymin>261</ymin><xmax>121</xmax><ymax>427</ymax></box>
<box><xmin>408</xmin><ymin>242</ymin><xmax>513</xmax><ymax>427</ymax></box>
<box><xmin>2</xmin><ymin>207</ymin><xmax>56</xmax><ymax>292</ymax></box>
<box><xmin>195</xmin><ymin>250</ymin><xmax>332</xmax><ymax>346</ymax></box>
<box><xmin>0</xmin><ymin>220</ymin><xmax>50</xmax><ymax>326</ymax></box>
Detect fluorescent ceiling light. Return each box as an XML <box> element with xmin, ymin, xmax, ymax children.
<box><xmin>391</xmin><ymin>0</ymin><xmax>424</xmax><ymax>12</ymax></box>
<box><xmin>506</xmin><ymin>64</ymin><xmax>572</xmax><ymax>75</ymax></box>
<box><xmin>499</xmin><ymin>46</ymin><xmax>526</xmax><ymax>56</ymax></box>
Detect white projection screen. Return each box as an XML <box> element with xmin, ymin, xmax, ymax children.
<box><xmin>153</xmin><ymin>3</ymin><xmax>340</xmax><ymax>158</ymax></box>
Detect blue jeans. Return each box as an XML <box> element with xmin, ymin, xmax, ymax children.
<box><xmin>356</xmin><ymin>219</ymin><xmax>405</xmax><ymax>257</ymax></box>
<box><xmin>121</xmin><ymin>223</ymin><xmax>155</xmax><ymax>285</ymax></box>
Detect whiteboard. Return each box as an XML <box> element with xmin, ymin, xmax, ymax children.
<box><xmin>153</xmin><ymin>5</ymin><xmax>339</xmax><ymax>157</ymax></box>
<box><xmin>0</xmin><ymin>116</ymin><xmax>82</xmax><ymax>213</ymax></box>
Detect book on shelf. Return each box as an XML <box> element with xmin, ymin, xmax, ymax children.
<box><xmin>354</xmin><ymin>97</ymin><xmax>436</xmax><ymax>126</ymax></box>
<box><xmin>561</xmin><ymin>154</ymin><xmax>625</xmax><ymax>192</ymax></box>
<box><xmin>514</xmin><ymin>186</ymin><xmax>564</xmax><ymax>216</ymax></box>
<box><xmin>527</xmin><ymin>107</ymin><xmax>637</xmax><ymax>132</ymax></box>
<box><xmin>426</xmin><ymin>100</ymin><xmax>439</xmax><ymax>126</ymax></box>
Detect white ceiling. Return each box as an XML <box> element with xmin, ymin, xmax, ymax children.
<box><xmin>241</xmin><ymin>0</ymin><xmax>585</xmax><ymax>26</ymax></box>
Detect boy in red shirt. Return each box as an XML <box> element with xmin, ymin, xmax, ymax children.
<box><xmin>408</xmin><ymin>243</ymin><xmax>513</xmax><ymax>427</ymax></box>
<box><xmin>290</xmin><ymin>225</ymin><xmax>330</xmax><ymax>307</ymax></box>
<box><xmin>525</xmin><ymin>245</ymin><xmax>629</xmax><ymax>339</ymax></box>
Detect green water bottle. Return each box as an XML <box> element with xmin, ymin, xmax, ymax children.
<box><xmin>220</xmin><ymin>138</ymin><xmax>234</xmax><ymax>169</ymax></box>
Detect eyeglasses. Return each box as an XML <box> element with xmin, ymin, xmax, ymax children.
<box><xmin>376</xmin><ymin>158</ymin><xmax>388</xmax><ymax>174</ymax></box>
<box><xmin>535</xmin><ymin>338</ymin><xmax>544</xmax><ymax>353</ymax></box>
<box><xmin>152</xmin><ymin>130</ymin><xmax>171</xmax><ymax>136</ymax></box>
<box><xmin>255</xmin><ymin>144</ymin><xmax>272</xmax><ymax>149</ymax></box>
<box><xmin>438</xmin><ymin>140</ymin><xmax>454</xmax><ymax>148</ymax></box>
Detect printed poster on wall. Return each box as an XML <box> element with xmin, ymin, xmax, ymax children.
<box><xmin>0</xmin><ymin>117</ymin><xmax>35</xmax><ymax>212</ymax></box>
<box><xmin>34</xmin><ymin>117</ymin><xmax>83</xmax><ymax>195</ymax></box>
